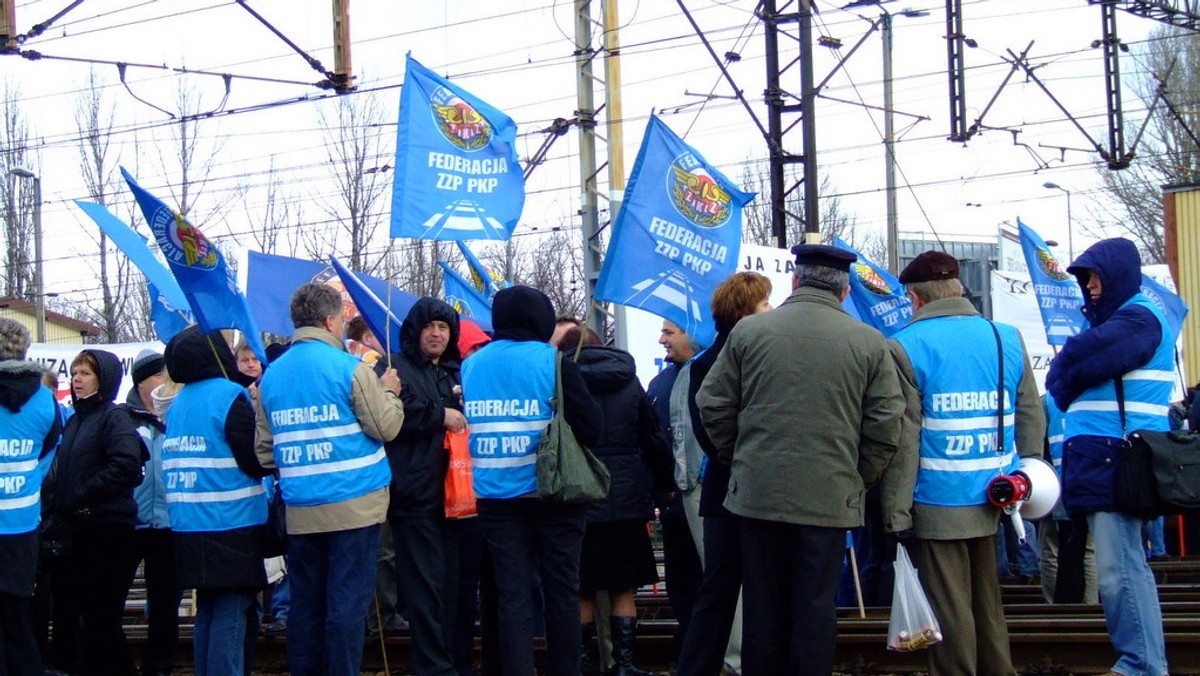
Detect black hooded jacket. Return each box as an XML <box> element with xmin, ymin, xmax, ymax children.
<box><xmin>50</xmin><ymin>349</ymin><xmax>143</xmax><ymax>526</ymax></box>
<box><xmin>569</xmin><ymin>346</ymin><xmax>673</xmax><ymax>523</ymax></box>
<box><xmin>0</xmin><ymin>359</ymin><xmax>62</xmax><ymax>597</ymax></box>
<box><xmin>378</xmin><ymin>297</ymin><xmax>463</xmax><ymax>519</ymax></box>
<box><xmin>490</xmin><ymin>286</ymin><xmax>601</xmax><ymax>446</ymax></box>
<box><xmin>164</xmin><ymin>326</ymin><xmax>268</xmax><ymax>591</ymax></box>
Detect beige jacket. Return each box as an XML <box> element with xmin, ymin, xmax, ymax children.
<box><xmin>254</xmin><ymin>327</ymin><xmax>405</xmax><ymax>535</ymax></box>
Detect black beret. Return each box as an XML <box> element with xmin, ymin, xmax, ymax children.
<box><xmin>899</xmin><ymin>250</ymin><xmax>960</xmax><ymax>284</ymax></box>
<box><xmin>790</xmin><ymin>244</ymin><xmax>856</xmax><ymax>272</ymax></box>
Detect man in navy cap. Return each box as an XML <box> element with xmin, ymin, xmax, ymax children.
<box><xmin>698</xmin><ymin>243</ymin><xmax>904</xmax><ymax>675</ymax></box>
<box><xmin>882</xmin><ymin>250</ymin><xmax>1045</xmax><ymax>676</ymax></box>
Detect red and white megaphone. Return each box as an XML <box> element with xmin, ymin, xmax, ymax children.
<box><xmin>986</xmin><ymin>457</ymin><xmax>1060</xmax><ymax>544</ymax></box>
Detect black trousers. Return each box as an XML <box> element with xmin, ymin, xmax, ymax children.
<box><xmin>392</xmin><ymin>517</ymin><xmax>459</xmax><ymax>676</ymax></box>
<box><xmin>659</xmin><ymin>498</ymin><xmax>703</xmax><ymax>664</ymax></box>
<box><xmin>1054</xmin><ymin>516</ymin><xmax>1090</xmax><ymax>603</ymax></box>
<box><xmin>739</xmin><ymin>518</ymin><xmax>844</xmax><ymax>676</ymax></box>
<box><xmin>130</xmin><ymin>528</ymin><xmax>181</xmax><ymax>674</ymax></box>
<box><xmin>446</xmin><ymin>517</ymin><xmax>485</xmax><ymax>676</ymax></box>
<box><xmin>675</xmin><ymin>513</ymin><xmax>741</xmax><ymax>676</ymax></box>
<box><xmin>0</xmin><ymin>594</ymin><xmax>42</xmax><ymax>676</ymax></box>
<box><xmin>71</xmin><ymin>521</ymin><xmax>138</xmax><ymax>676</ymax></box>
<box><xmin>477</xmin><ymin>498</ymin><xmax>586</xmax><ymax>676</ymax></box>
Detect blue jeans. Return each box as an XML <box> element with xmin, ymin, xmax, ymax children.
<box><xmin>286</xmin><ymin>525</ymin><xmax>381</xmax><ymax>676</ymax></box>
<box><xmin>1089</xmin><ymin>511</ymin><xmax>1168</xmax><ymax>676</ymax></box>
<box><xmin>269</xmin><ymin>569</ymin><xmax>290</xmax><ymax>622</ymax></box>
<box><xmin>995</xmin><ymin>519</ymin><xmax>1040</xmax><ymax>576</ymax></box>
<box><xmin>193</xmin><ymin>590</ymin><xmax>256</xmax><ymax>676</ymax></box>
<box><xmin>1144</xmin><ymin>517</ymin><xmax>1167</xmax><ymax>557</ymax></box>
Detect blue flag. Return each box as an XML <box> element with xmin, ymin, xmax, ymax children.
<box><xmin>1140</xmin><ymin>274</ymin><xmax>1188</xmax><ymax>340</ymax></box>
<box><xmin>245</xmin><ymin>251</ymin><xmax>491</xmax><ymax>337</ymax></box>
<box><xmin>456</xmin><ymin>241</ymin><xmax>509</xmax><ymax>299</ymax></box>
<box><xmin>835</xmin><ymin>238</ymin><xmax>912</xmax><ymax>337</ymax></box>
<box><xmin>119</xmin><ymin>168</ymin><xmax>266</xmax><ymax>363</ymax></box>
<box><xmin>148</xmin><ymin>281</ymin><xmax>193</xmax><ymax>344</ymax></box>
<box><xmin>391</xmin><ymin>54</ymin><xmax>525</xmax><ymax>241</ymax></box>
<box><xmin>594</xmin><ymin>115</ymin><xmax>752</xmax><ymax>347</ymax></box>
<box><xmin>74</xmin><ymin>200</ymin><xmax>195</xmax><ymax>342</ymax></box>
<box><xmin>1017</xmin><ymin>219</ymin><xmax>1085</xmax><ymax>345</ymax></box>
<box><xmin>329</xmin><ymin>256</ymin><xmax>405</xmax><ymax>354</ymax></box>
<box><xmin>440</xmin><ymin>261</ymin><xmax>493</xmax><ymax>323</ymax></box>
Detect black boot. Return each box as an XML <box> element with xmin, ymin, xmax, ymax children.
<box><xmin>581</xmin><ymin>621</ymin><xmax>599</xmax><ymax>676</ymax></box>
<box><xmin>609</xmin><ymin>616</ymin><xmax>653</xmax><ymax>676</ymax></box>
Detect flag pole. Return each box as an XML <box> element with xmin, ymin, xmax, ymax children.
<box><xmin>385</xmin><ymin>254</ymin><xmax>394</xmax><ymax>370</ymax></box>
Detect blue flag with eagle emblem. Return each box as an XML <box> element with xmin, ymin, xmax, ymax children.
<box><xmin>439</xmin><ymin>261</ymin><xmax>493</xmax><ymax>320</ymax></box>
<box><xmin>834</xmin><ymin>238</ymin><xmax>911</xmax><ymax>337</ymax></box>
<box><xmin>1017</xmin><ymin>219</ymin><xmax>1085</xmax><ymax>346</ymax></box>
<box><xmin>121</xmin><ymin>167</ymin><xmax>267</xmax><ymax>364</ymax></box>
<box><xmin>594</xmin><ymin>115</ymin><xmax>752</xmax><ymax>347</ymax></box>
<box><xmin>391</xmin><ymin>54</ymin><xmax>525</xmax><ymax>241</ymax></box>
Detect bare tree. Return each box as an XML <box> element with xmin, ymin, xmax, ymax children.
<box><xmin>739</xmin><ymin>162</ymin><xmax>863</xmax><ymax>250</ymax></box>
<box><xmin>75</xmin><ymin>69</ymin><xmax>146</xmax><ymax>341</ymax></box>
<box><xmin>512</xmin><ymin>230</ymin><xmax>587</xmax><ymax>319</ymax></box>
<box><xmin>0</xmin><ymin>81</ymin><xmax>33</xmax><ymax>298</ymax></box>
<box><xmin>316</xmin><ymin>92</ymin><xmax>391</xmax><ymax>272</ymax></box>
<box><xmin>155</xmin><ymin>78</ymin><xmax>233</xmax><ymax>219</ymax></box>
<box><xmin>1093</xmin><ymin>26</ymin><xmax>1200</xmax><ymax>264</ymax></box>
<box><xmin>247</xmin><ymin>156</ymin><xmax>303</xmax><ymax>257</ymax></box>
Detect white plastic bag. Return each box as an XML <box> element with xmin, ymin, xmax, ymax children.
<box><xmin>887</xmin><ymin>544</ymin><xmax>943</xmax><ymax>652</ymax></box>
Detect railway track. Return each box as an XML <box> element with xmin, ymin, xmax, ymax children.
<box><xmin>120</xmin><ymin>560</ymin><xmax>1200</xmax><ymax>675</ymax></box>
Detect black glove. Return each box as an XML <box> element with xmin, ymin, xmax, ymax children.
<box><xmin>893</xmin><ymin>528</ymin><xmax>916</xmax><ymax>543</ymax></box>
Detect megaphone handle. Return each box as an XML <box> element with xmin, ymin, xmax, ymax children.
<box><xmin>1009</xmin><ymin>508</ymin><xmax>1027</xmax><ymax>545</ymax></box>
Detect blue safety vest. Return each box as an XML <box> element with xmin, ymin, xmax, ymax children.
<box><xmin>163</xmin><ymin>379</ymin><xmax>266</xmax><ymax>532</ymax></box>
<box><xmin>462</xmin><ymin>340</ymin><xmax>555</xmax><ymax>499</ymax></box>
<box><xmin>0</xmin><ymin>386</ymin><xmax>57</xmax><ymax>535</ymax></box>
<box><xmin>1065</xmin><ymin>296</ymin><xmax>1175</xmax><ymax>439</ymax></box>
<box><xmin>1045</xmin><ymin>395</ymin><xmax>1066</xmax><ymax>476</ymax></box>
<box><xmin>894</xmin><ymin>315</ymin><xmax>1024</xmax><ymax>507</ymax></box>
<box><xmin>260</xmin><ymin>340</ymin><xmax>391</xmax><ymax>507</ymax></box>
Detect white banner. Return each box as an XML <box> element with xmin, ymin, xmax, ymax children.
<box><xmin>990</xmin><ymin>270</ymin><xmax>1053</xmax><ymax>395</ymax></box>
<box><xmin>27</xmin><ymin>341</ymin><xmax>165</xmax><ymax>405</ymax></box>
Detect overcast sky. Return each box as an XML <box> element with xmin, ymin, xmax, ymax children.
<box><xmin>0</xmin><ymin>0</ymin><xmax>1169</xmax><ymax>304</ymax></box>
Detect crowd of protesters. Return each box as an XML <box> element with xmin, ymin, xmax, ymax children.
<box><xmin>0</xmin><ymin>236</ymin><xmax>1186</xmax><ymax>676</ymax></box>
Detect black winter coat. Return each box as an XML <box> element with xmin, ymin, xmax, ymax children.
<box><xmin>688</xmin><ymin>330</ymin><xmax>733</xmax><ymax>517</ymax></box>
<box><xmin>165</xmin><ymin>326</ymin><xmax>268</xmax><ymax>591</ymax></box>
<box><xmin>0</xmin><ymin>359</ymin><xmax>62</xmax><ymax>597</ymax></box>
<box><xmin>571</xmin><ymin>346</ymin><xmax>673</xmax><ymax>523</ymax></box>
<box><xmin>51</xmin><ymin>349</ymin><xmax>143</xmax><ymax>527</ymax></box>
<box><xmin>379</xmin><ymin>297</ymin><xmax>463</xmax><ymax>519</ymax></box>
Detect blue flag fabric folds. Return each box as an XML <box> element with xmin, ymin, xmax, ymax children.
<box><xmin>1140</xmin><ymin>274</ymin><xmax>1188</xmax><ymax>339</ymax></box>
<box><xmin>391</xmin><ymin>54</ymin><xmax>525</xmax><ymax>241</ymax></box>
<box><xmin>1017</xmin><ymin>219</ymin><xmax>1085</xmax><ymax>346</ymax></box>
<box><xmin>456</xmin><ymin>241</ymin><xmax>509</xmax><ymax>299</ymax></box>
<box><xmin>329</xmin><ymin>256</ymin><xmax>405</xmax><ymax>353</ymax></box>
<box><xmin>835</xmin><ymin>238</ymin><xmax>911</xmax><ymax>337</ymax></box>
<box><xmin>245</xmin><ymin>251</ymin><xmax>419</xmax><ymax>338</ymax></box>
<box><xmin>119</xmin><ymin>169</ymin><xmax>266</xmax><ymax>363</ymax></box>
<box><xmin>74</xmin><ymin>200</ymin><xmax>194</xmax><ymax>343</ymax></box>
<box><xmin>440</xmin><ymin>261</ymin><xmax>493</xmax><ymax>322</ymax></box>
<box><xmin>594</xmin><ymin>115</ymin><xmax>752</xmax><ymax>347</ymax></box>
<box><xmin>148</xmin><ymin>281</ymin><xmax>193</xmax><ymax>344</ymax></box>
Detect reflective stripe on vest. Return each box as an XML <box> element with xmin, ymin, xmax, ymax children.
<box><xmin>0</xmin><ymin>385</ymin><xmax>56</xmax><ymax>535</ymax></box>
<box><xmin>260</xmin><ymin>340</ymin><xmax>390</xmax><ymax>507</ymax></box>
<box><xmin>462</xmin><ymin>340</ymin><xmax>555</xmax><ymax>499</ymax></box>
<box><xmin>163</xmin><ymin>379</ymin><xmax>267</xmax><ymax>532</ymax></box>
<box><xmin>1064</xmin><ymin>296</ymin><xmax>1175</xmax><ymax>440</ymax></box>
<box><xmin>893</xmin><ymin>315</ymin><xmax>1024</xmax><ymax>507</ymax></box>
<box><xmin>1046</xmin><ymin>395</ymin><xmax>1067</xmax><ymax>475</ymax></box>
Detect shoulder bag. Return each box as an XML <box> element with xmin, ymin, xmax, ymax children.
<box><xmin>1113</xmin><ymin>379</ymin><xmax>1200</xmax><ymax>517</ymax></box>
<box><xmin>536</xmin><ymin>354</ymin><xmax>610</xmax><ymax>503</ymax></box>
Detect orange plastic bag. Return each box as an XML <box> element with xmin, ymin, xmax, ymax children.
<box><xmin>444</xmin><ymin>429</ymin><xmax>477</xmax><ymax>519</ymax></box>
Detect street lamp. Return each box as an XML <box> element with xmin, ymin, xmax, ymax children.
<box><xmin>1042</xmin><ymin>181</ymin><xmax>1073</xmax><ymax>264</ymax></box>
<box><xmin>8</xmin><ymin>168</ymin><xmax>44</xmax><ymax>343</ymax></box>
